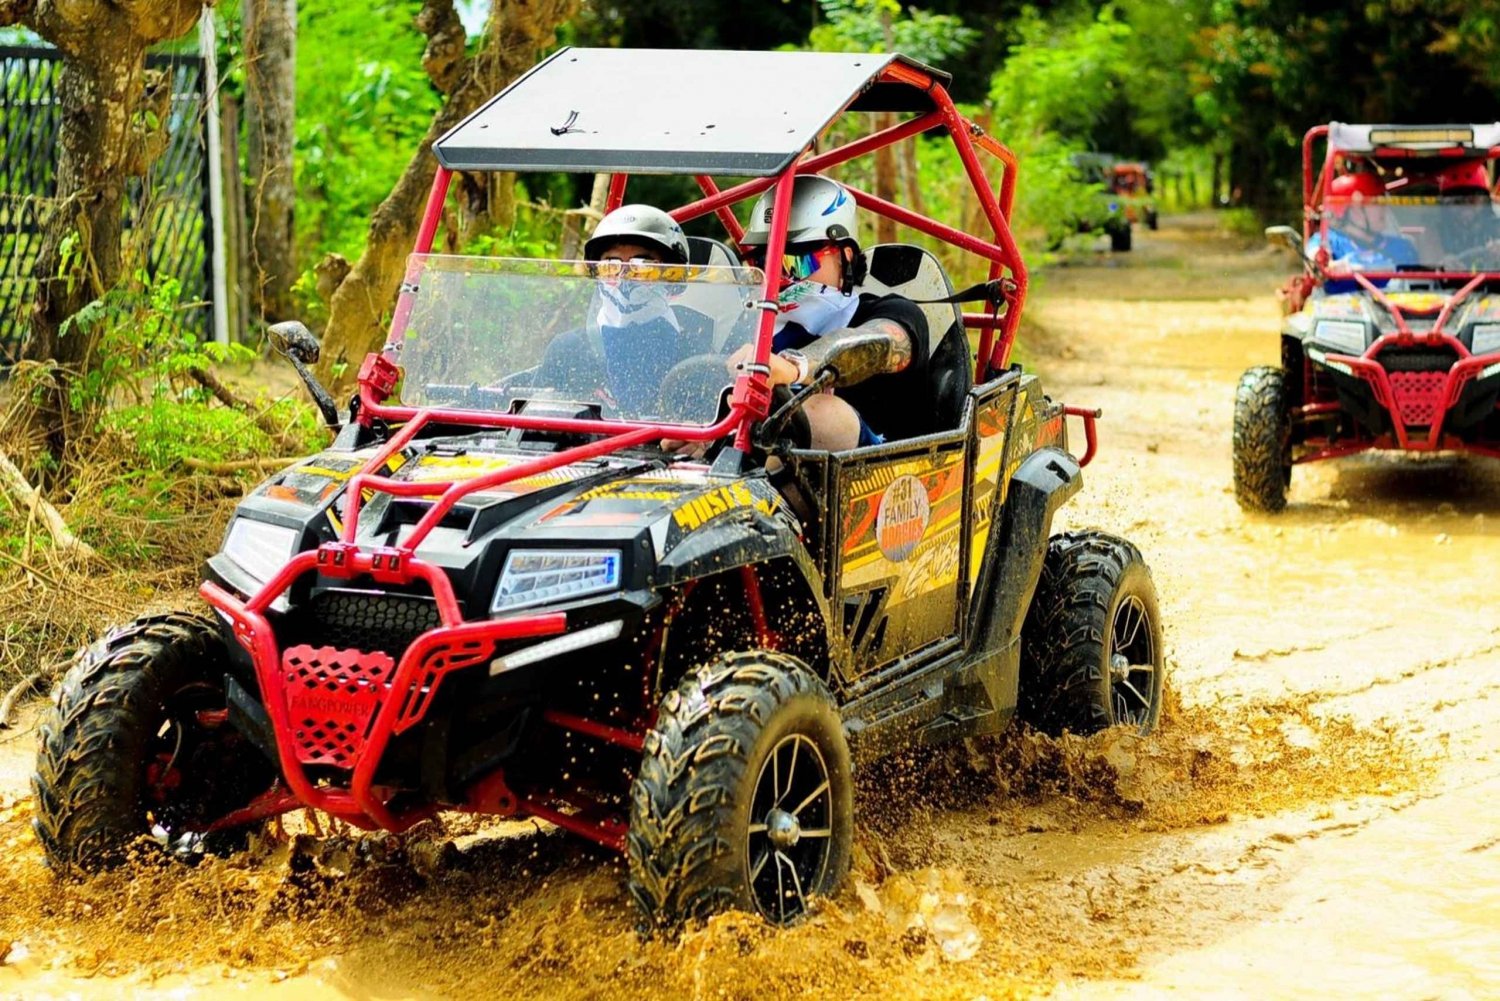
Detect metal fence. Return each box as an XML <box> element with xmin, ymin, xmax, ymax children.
<box><xmin>0</xmin><ymin>46</ymin><xmax>214</xmax><ymax>364</ymax></box>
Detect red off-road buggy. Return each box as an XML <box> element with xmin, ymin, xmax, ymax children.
<box><xmin>34</xmin><ymin>49</ymin><xmax>1164</xmax><ymax>926</ymax></box>
<box><xmin>1235</xmin><ymin>122</ymin><xmax>1500</xmax><ymax>511</ymax></box>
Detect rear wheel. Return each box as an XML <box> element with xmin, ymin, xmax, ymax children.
<box><xmin>32</xmin><ymin>613</ymin><xmax>276</xmax><ymax>871</ymax></box>
<box><xmin>1020</xmin><ymin>532</ymin><xmax>1164</xmax><ymax>736</ymax></box>
<box><xmin>627</xmin><ymin>651</ymin><xmax>852</xmax><ymax>927</ymax></box>
<box><xmin>1233</xmin><ymin>365</ymin><xmax>1292</xmax><ymax>512</ymax></box>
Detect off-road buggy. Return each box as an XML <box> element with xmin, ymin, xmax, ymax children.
<box><xmin>1109</xmin><ymin>162</ymin><xmax>1158</xmax><ymax>233</ymax></box>
<box><xmin>34</xmin><ymin>49</ymin><xmax>1164</xmax><ymax>926</ymax></box>
<box><xmin>1055</xmin><ymin>153</ymin><xmax>1135</xmax><ymax>252</ymax></box>
<box><xmin>1235</xmin><ymin>122</ymin><xmax>1500</xmax><ymax>511</ymax></box>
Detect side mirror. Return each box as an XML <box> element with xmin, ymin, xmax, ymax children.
<box><xmin>266</xmin><ymin>320</ymin><xmax>339</xmax><ymax>427</ymax></box>
<box><xmin>268</xmin><ymin>320</ymin><xmax>321</xmax><ymax>365</ymax></box>
<box><xmin>1265</xmin><ymin>225</ymin><xmax>1303</xmax><ymax>254</ymax></box>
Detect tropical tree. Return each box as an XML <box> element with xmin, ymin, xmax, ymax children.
<box><xmin>316</xmin><ymin>0</ymin><xmax>579</xmax><ymax>387</ymax></box>
<box><xmin>245</xmin><ymin>0</ymin><xmax>298</xmax><ymax>322</ymax></box>
<box><xmin>0</xmin><ymin>0</ymin><xmax>205</xmax><ymax>461</ymax></box>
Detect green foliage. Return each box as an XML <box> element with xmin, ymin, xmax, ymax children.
<box><xmin>1188</xmin><ymin>0</ymin><xmax>1500</xmax><ymax>214</ymax></box>
<box><xmin>57</xmin><ymin>269</ymin><xmax>257</xmax><ymax>411</ymax></box>
<box><xmin>294</xmin><ymin>1</ymin><xmax>441</xmax><ymax>264</ymax></box>
<box><xmin>989</xmin><ymin>7</ymin><xmax>1132</xmax><ymax>144</ymax></box>
<box><xmin>809</xmin><ymin>0</ymin><xmax>978</xmax><ymax>65</ymax></box>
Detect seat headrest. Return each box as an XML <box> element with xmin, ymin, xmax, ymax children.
<box><xmin>686</xmin><ymin>236</ymin><xmax>741</xmax><ymax>269</ymax></box>
<box><xmin>856</xmin><ymin>244</ymin><xmax>961</xmax><ymax>354</ymax></box>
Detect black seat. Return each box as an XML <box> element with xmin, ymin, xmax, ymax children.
<box><xmin>687</xmin><ymin>236</ymin><xmax>741</xmax><ymax>268</ymax></box>
<box><xmin>857</xmin><ymin>244</ymin><xmax>973</xmax><ymax>433</ymax></box>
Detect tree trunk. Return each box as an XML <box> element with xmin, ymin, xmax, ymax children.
<box><xmin>244</xmin><ymin>0</ymin><xmax>297</xmax><ymax>323</ymax></box>
<box><xmin>1</xmin><ymin>0</ymin><xmax>203</xmax><ymax>464</ymax></box>
<box><xmin>317</xmin><ymin>0</ymin><xmax>580</xmax><ymax>390</ymax></box>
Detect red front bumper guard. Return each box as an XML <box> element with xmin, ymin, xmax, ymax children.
<box><xmin>201</xmin><ymin>544</ymin><xmax>566</xmax><ymax>832</ymax></box>
<box><xmin>1319</xmin><ymin>340</ymin><xmax>1500</xmax><ymax>455</ymax></box>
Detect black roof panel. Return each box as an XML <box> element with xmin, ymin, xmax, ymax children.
<box><xmin>434</xmin><ymin>47</ymin><xmax>950</xmax><ymax>176</ymax></box>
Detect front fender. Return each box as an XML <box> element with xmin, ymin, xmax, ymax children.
<box><xmin>655</xmin><ymin>508</ymin><xmax>840</xmax><ymax>673</ymax></box>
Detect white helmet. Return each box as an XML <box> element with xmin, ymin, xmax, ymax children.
<box><xmin>585</xmin><ymin>204</ymin><xmax>690</xmax><ymax>264</ymax></box>
<box><xmin>741</xmin><ymin>175</ymin><xmax>858</xmax><ymax>247</ymax></box>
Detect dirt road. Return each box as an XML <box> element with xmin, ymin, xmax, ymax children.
<box><xmin>2</xmin><ymin>216</ymin><xmax>1497</xmax><ymax>999</ymax></box>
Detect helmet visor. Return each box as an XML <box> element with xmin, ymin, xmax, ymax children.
<box><xmin>739</xmin><ymin>243</ymin><xmax>839</xmax><ymax>282</ymax></box>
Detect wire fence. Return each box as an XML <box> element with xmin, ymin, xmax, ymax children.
<box><xmin>0</xmin><ymin>46</ymin><xmax>214</xmax><ymax>365</ymax></box>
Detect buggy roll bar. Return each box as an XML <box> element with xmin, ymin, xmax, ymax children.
<box><xmin>1300</xmin><ymin>123</ymin><xmax>1500</xmax><ymax>285</ymax></box>
<box><xmin>363</xmin><ymin>59</ymin><xmax>1026</xmax><ymax>440</ymax></box>
<box><xmin>337</xmin><ymin>58</ymin><xmax>1030</xmax><ymax>548</ymax></box>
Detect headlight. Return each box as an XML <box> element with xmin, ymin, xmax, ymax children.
<box><xmin>492</xmin><ymin>550</ymin><xmax>621</xmax><ymax>613</ymax></box>
<box><xmin>222</xmin><ymin>518</ymin><xmax>300</xmax><ymax>586</ymax></box>
<box><xmin>1471</xmin><ymin>322</ymin><xmax>1500</xmax><ymax>355</ymax></box>
<box><xmin>1313</xmin><ymin>319</ymin><xmax>1369</xmax><ymax>355</ymax></box>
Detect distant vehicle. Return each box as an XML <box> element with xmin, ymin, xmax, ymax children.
<box><xmin>1109</xmin><ymin>162</ymin><xmax>1158</xmax><ymax>231</ymax></box>
<box><xmin>1234</xmin><ymin>122</ymin><xmax>1500</xmax><ymax>511</ymax></box>
<box><xmin>1057</xmin><ymin>153</ymin><xmax>1150</xmax><ymax>252</ymax></box>
<box><xmin>33</xmin><ymin>48</ymin><xmax>1165</xmax><ymax>928</ymax></box>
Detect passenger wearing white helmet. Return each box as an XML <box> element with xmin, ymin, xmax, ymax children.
<box><xmin>536</xmin><ymin>204</ymin><xmax>706</xmax><ymax>412</ymax></box>
<box><xmin>733</xmin><ymin>175</ymin><xmax>929</xmax><ymax>450</ymax></box>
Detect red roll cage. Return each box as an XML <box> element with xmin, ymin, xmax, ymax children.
<box><xmin>358</xmin><ymin>55</ymin><xmax>1028</xmax><ymax>460</ymax></box>
<box><xmin>1301</xmin><ymin>121</ymin><xmax>1500</xmax><ymax>285</ymax></box>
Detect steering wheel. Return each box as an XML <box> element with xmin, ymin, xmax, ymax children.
<box><xmin>1439</xmin><ymin>243</ymin><xmax>1500</xmax><ymax>270</ymax></box>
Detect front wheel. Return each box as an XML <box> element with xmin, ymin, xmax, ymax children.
<box><xmin>1232</xmin><ymin>365</ymin><xmax>1292</xmax><ymax>512</ymax></box>
<box><xmin>627</xmin><ymin>651</ymin><xmax>853</xmax><ymax>927</ymax></box>
<box><xmin>1020</xmin><ymin>532</ymin><xmax>1165</xmax><ymax>736</ymax></box>
<box><xmin>1110</xmin><ymin>222</ymin><xmax>1133</xmax><ymax>252</ymax></box>
<box><xmin>32</xmin><ymin>613</ymin><xmax>276</xmax><ymax>871</ymax></box>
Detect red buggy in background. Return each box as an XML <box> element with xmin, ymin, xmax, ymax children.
<box><xmin>1234</xmin><ymin>122</ymin><xmax>1500</xmax><ymax>511</ymax></box>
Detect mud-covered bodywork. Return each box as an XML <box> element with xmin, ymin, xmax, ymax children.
<box><xmin>202</xmin><ymin>365</ymin><xmax>1074</xmax><ymax>831</ymax></box>
<box><xmin>42</xmin><ymin>48</ymin><xmax>1149</xmax><ymax>913</ymax></box>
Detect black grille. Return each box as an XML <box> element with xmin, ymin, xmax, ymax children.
<box><xmin>284</xmin><ymin>591</ymin><xmax>442</xmax><ymax>654</ymax></box>
<box><xmin>1376</xmin><ymin>347</ymin><xmax>1459</xmax><ymax>372</ymax></box>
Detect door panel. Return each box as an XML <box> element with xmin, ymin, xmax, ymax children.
<box><xmin>835</xmin><ymin>440</ymin><xmax>967</xmax><ymax>675</ymax></box>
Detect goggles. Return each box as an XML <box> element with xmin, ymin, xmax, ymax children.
<box><xmin>740</xmin><ymin>243</ymin><xmax>841</xmax><ymax>281</ymax></box>
<box><xmin>590</xmin><ymin>257</ymin><xmax>691</xmax><ymax>282</ymax></box>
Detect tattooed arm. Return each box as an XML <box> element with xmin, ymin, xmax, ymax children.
<box><xmin>791</xmin><ymin>317</ymin><xmax>915</xmax><ymax>388</ymax></box>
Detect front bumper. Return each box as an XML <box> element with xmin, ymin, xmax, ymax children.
<box><xmin>201</xmin><ymin>543</ymin><xmax>566</xmax><ymax>831</ymax></box>
<box><xmin>1312</xmin><ymin>344</ymin><xmax>1500</xmax><ymax>453</ymax></box>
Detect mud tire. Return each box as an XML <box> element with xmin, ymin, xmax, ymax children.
<box><xmin>32</xmin><ymin>612</ymin><xmax>274</xmax><ymax>872</ymax></box>
<box><xmin>627</xmin><ymin>650</ymin><xmax>852</xmax><ymax>928</ymax></box>
<box><xmin>1019</xmin><ymin>532</ymin><xmax>1164</xmax><ymax>736</ymax></box>
<box><xmin>1110</xmin><ymin>222</ymin><xmax>1133</xmax><ymax>252</ymax></box>
<box><xmin>1233</xmin><ymin>365</ymin><xmax>1292</xmax><ymax>512</ymax></box>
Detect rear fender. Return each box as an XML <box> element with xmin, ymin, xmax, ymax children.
<box><xmin>962</xmin><ymin>447</ymin><xmax>1082</xmax><ymax>713</ymax></box>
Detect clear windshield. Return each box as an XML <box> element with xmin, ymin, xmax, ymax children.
<box><xmin>1319</xmin><ymin>196</ymin><xmax>1500</xmax><ymax>274</ymax></box>
<box><xmin>388</xmin><ymin>255</ymin><xmax>765</xmax><ymax>426</ymax></box>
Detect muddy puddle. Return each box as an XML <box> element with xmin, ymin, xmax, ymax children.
<box><xmin>0</xmin><ymin>694</ymin><xmax>1428</xmax><ymax>1000</ymax></box>
<box><xmin>3</xmin><ymin>214</ymin><xmax>1498</xmax><ymax>998</ymax></box>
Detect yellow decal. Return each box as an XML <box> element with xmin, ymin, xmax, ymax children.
<box><xmin>672</xmin><ymin>483</ymin><xmax>777</xmax><ymax>531</ymax></box>
<box><xmin>1383</xmin><ymin>292</ymin><xmax>1448</xmax><ymax>313</ymax></box>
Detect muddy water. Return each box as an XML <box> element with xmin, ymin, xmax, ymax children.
<box><xmin>2</xmin><ymin>215</ymin><xmax>1498</xmax><ymax>998</ymax></box>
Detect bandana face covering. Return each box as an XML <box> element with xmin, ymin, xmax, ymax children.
<box><xmin>774</xmin><ymin>280</ymin><xmax>859</xmax><ymax>337</ymax></box>
<box><xmin>594</xmin><ymin>280</ymin><xmax>682</xmax><ymax>413</ymax></box>
<box><xmin>596</xmin><ymin>279</ymin><xmax>679</xmax><ymax>331</ymax></box>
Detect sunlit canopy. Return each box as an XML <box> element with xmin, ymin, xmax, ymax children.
<box><xmin>433</xmin><ymin>47</ymin><xmax>950</xmax><ymax>176</ymax></box>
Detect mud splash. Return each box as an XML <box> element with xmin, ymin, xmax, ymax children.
<box><xmin>0</xmin><ymin>696</ymin><xmax>1422</xmax><ymax>1000</ymax></box>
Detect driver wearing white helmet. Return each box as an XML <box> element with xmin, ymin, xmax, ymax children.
<box><xmin>535</xmin><ymin>204</ymin><xmax>707</xmax><ymax>412</ymax></box>
<box><xmin>732</xmin><ymin>175</ymin><xmax>930</xmax><ymax>451</ymax></box>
